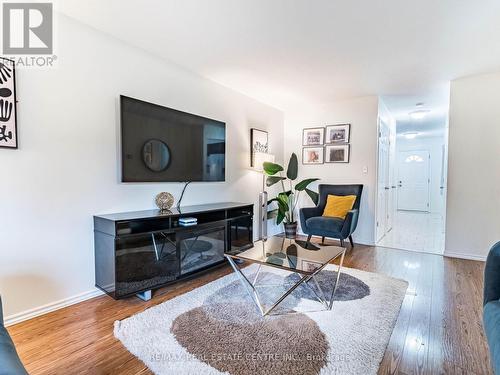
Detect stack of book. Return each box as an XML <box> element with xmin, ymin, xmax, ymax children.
<box><xmin>179</xmin><ymin>217</ymin><xmax>198</xmax><ymax>227</ymax></box>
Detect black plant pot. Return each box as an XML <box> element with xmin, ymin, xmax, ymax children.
<box><xmin>284</xmin><ymin>222</ymin><xmax>298</xmax><ymax>239</ymax></box>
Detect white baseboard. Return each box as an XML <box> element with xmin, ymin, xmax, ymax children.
<box><xmin>443</xmin><ymin>251</ymin><xmax>487</xmax><ymax>262</ymax></box>
<box><xmin>4</xmin><ymin>289</ymin><xmax>104</xmax><ymax>327</ymax></box>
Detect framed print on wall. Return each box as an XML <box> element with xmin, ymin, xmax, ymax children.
<box><xmin>302</xmin><ymin>127</ymin><xmax>324</xmax><ymax>146</ymax></box>
<box><xmin>325</xmin><ymin>124</ymin><xmax>350</xmax><ymax>144</ymax></box>
<box><xmin>0</xmin><ymin>58</ymin><xmax>17</xmax><ymax>149</ymax></box>
<box><xmin>302</xmin><ymin>147</ymin><xmax>324</xmax><ymax>164</ymax></box>
<box><xmin>250</xmin><ymin>128</ymin><xmax>268</xmax><ymax>167</ymax></box>
<box><xmin>325</xmin><ymin>144</ymin><xmax>350</xmax><ymax>163</ymax></box>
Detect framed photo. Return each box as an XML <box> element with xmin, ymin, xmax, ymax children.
<box><xmin>250</xmin><ymin>128</ymin><xmax>268</xmax><ymax>167</ymax></box>
<box><xmin>302</xmin><ymin>147</ymin><xmax>324</xmax><ymax>164</ymax></box>
<box><xmin>302</xmin><ymin>260</ymin><xmax>323</xmax><ymax>273</ymax></box>
<box><xmin>325</xmin><ymin>145</ymin><xmax>350</xmax><ymax>163</ymax></box>
<box><xmin>0</xmin><ymin>58</ymin><xmax>17</xmax><ymax>149</ymax></box>
<box><xmin>325</xmin><ymin>124</ymin><xmax>350</xmax><ymax>144</ymax></box>
<box><xmin>302</xmin><ymin>127</ymin><xmax>324</xmax><ymax>146</ymax></box>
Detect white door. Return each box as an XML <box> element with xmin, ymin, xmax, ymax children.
<box><xmin>397</xmin><ymin>150</ymin><xmax>430</xmax><ymax>211</ymax></box>
<box><xmin>376</xmin><ymin>119</ymin><xmax>390</xmax><ymax>242</ymax></box>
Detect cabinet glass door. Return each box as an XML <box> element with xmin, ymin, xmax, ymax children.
<box><xmin>179</xmin><ymin>226</ymin><xmax>226</xmax><ymax>275</ymax></box>
<box><xmin>229</xmin><ymin>216</ymin><xmax>253</xmax><ymax>253</ymax></box>
<box><xmin>115</xmin><ymin>232</ymin><xmax>178</xmax><ymax>297</ymax></box>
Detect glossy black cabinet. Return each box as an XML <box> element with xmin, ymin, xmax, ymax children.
<box><xmin>178</xmin><ymin>225</ymin><xmax>226</xmax><ymax>275</ymax></box>
<box><xmin>94</xmin><ymin>202</ymin><xmax>253</xmax><ymax>299</ymax></box>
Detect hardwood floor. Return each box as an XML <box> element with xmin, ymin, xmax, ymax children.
<box><xmin>7</xmin><ymin>242</ymin><xmax>492</xmax><ymax>374</ymax></box>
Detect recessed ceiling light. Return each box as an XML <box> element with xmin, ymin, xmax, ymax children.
<box><xmin>403</xmin><ymin>131</ymin><xmax>419</xmax><ymax>139</ymax></box>
<box><xmin>409</xmin><ymin>109</ymin><xmax>430</xmax><ymax>120</ymax></box>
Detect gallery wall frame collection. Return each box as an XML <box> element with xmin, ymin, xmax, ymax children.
<box><xmin>302</xmin><ymin>124</ymin><xmax>351</xmax><ymax>164</ymax></box>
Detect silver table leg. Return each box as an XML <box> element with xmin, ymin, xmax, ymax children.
<box><xmin>252</xmin><ymin>264</ymin><xmax>262</xmax><ymax>286</ymax></box>
<box><xmin>328</xmin><ymin>248</ymin><xmax>346</xmax><ymax>310</ymax></box>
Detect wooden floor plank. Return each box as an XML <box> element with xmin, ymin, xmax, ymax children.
<box><xmin>7</xmin><ymin>242</ymin><xmax>492</xmax><ymax>375</ymax></box>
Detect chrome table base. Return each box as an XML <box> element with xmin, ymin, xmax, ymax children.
<box><xmin>225</xmin><ymin>248</ymin><xmax>346</xmax><ymax>317</ymax></box>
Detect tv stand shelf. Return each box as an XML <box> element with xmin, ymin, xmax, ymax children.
<box><xmin>94</xmin><ymin>202</ymin><xmax>253</xmax><ymax>299</ymax></box>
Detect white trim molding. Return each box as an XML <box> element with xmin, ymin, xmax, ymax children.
<box><xmin>4</xmin><ymin>289</ymin><xmax>104</xmax><ymax>327</ymax></box>
<box><xmin>443</xmin><ymin>251</ymin><xmax>487</xmax><ymax>262</ymax></box>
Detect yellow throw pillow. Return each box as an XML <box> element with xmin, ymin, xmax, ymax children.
<box><xmin>322</xmin><ymin>194</ymin><xmax>357</xmax><ymax>219</ymax></box>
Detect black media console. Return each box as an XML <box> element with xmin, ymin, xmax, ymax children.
<box><xmin>94</xmin><ymin>202</ymin><xmax>253</xmax><ymax>300</ymax></box>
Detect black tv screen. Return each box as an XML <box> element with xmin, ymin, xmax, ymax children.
<box><xmin>120</xmin><ymin>96</ymin><xmax>226</xmax><ymax>182</ymax></box>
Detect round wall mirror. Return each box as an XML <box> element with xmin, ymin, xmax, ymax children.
<box><xmin>142</xmin><ymin>139</ymin><xmax>170</xmax><ymax>172</ymax></box>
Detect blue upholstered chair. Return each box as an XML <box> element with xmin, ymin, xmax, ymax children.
<box><xmin>0</xmin><ymin>297</ymin><xmax>28</xmax><ymax>375</ymax></box>
<box><xmin>299</xmin><ymin>184</ymin><xmax>363</xmax><ymax>247</ymax></box>
<box><xmin>484</xmin><ymin>241</ymin><xmax>500</xmax><ymax>374</ymax></box>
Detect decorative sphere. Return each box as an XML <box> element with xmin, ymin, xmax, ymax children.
<box><xmin>155</xmin><ymin>192</ymin><xmax>174</xmax><ymax>210</ymax></box>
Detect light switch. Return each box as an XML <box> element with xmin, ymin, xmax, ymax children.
<box><xmin>362</xmin><ymin>166</ymin><xmax>368</xmax><ymax>174</ymax></box>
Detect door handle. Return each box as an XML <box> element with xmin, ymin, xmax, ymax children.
<box><xmin>391</xmin><ymin>186</ymin><xmax>397</xmax><ymax>189</ymax></box>
<box><xmin>384</xmin><ymin>187</ymin><xmax>390</xmax><ymax>190</ymax></box>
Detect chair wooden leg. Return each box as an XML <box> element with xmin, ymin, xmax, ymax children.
<box><xmin>340</xmin><ymin>238</ymin><xmax>345</xmax><ymax>247</ymax></box>
<box><xmin>349</xmin><ymin>235</ymin><xmax>354</xmax><ymax>248</ymax></box>
<box><xmin>306</xmin><ymin>234</ymin><xmax>312</xmax><ymax>243</ymax></box>
<box><xmin>321</xmin><ymin>236</ymin><xmax>325</xmax><ymax>245</ymax></box>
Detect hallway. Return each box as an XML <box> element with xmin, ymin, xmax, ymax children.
<box><xmin>377</xmin><ymin>211</ymin><xmax>445</xmax><ymax>255</ymax></box>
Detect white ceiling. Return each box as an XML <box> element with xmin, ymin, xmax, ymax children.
<box><xmin>383</xmin><ymin>86</ymin><xmax>449</xmax><ymax>138</ymax></box>
<box><xmin>58</xmin><ymin>0</ymin><xmax>500</xmax><ymax>116</ymax></box>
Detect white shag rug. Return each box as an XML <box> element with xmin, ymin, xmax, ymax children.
<box><xmin>114</xmin><ymin>265</ymin><xmax>408</xmax><ymax>375</ymax></box>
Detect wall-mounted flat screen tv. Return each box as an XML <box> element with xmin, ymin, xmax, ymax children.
<box><xmin>120</xmin><ymin>96</ymin><xmax>226</xmax><ymax>182</ymax></box>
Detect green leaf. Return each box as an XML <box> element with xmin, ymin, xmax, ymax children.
<box><xmin>276</xmin><ymin>198</ymin><xmax>289</xmax><ymax>225</ymax></box>
<box><xmin>263</xmin><ymin>161</ymin><xmax>284</xmax><ymax>175</ymax></box>
<box><xmin>295</xmin><ymin>178</ymin><xmax>320</xmax><ymax>191</ymax></box>
<box><xmin>276</xmin><ymin>210</ymin><xmax>286</xmax><ymax>225</ymax></box>
<box><xmin>286</xmin><ymin>153</ymin><xmax>298</xmax><ymax>180</ymax></box>
<box><xmin>305</xmin><ymin>188</ymin><xmax>319</xmax><ymax>205</ymax></box>
<box><xmin>266</xmin><ymin>176</ymin><xmax>286</xmax><ymax>187</ymax></box>
<box><xmin>277</xmin><ymin>193</ymin><xmax>290</xmax><ymax>209</ymax></box>
<box><xmin>267</xmin><ymin>191</ymin><xmax>291</xmax><ymax>205</ymax></box>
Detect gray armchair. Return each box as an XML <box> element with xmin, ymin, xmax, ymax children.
<box><xmin>484</xmin><ymin>241</ymin><xmax>500</xmax><ymax>374</ymax></box>
<box><xmin>299</xmin><ymin>184</ymin><xmax>363</xmax><ymax>247</ymax></box>
<box><xmin>0</xmin><ymin>297</ymin><xmax>28</xmax><ymax>375</ymax></box>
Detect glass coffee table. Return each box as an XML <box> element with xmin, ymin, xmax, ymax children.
<box><xmin>225</xmin><ymin>236</ymin><xmax>346</xmax><ymax>316</ymax></box>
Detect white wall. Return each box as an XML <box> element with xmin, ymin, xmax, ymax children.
<box><xmin>0</xmin><ymin>15</ymin><xmax>284</xmax><ymax>320</ymax></box>
<box><xmin>284</xmin><ymin>96</ymin><xmax>379</xmax><ymax>245</ymax></box>
<box><xmin>396</xmin><ymin>135</ymin><xmax>446</xmax><ymax>214</ymax></box>
<box><xmin>446</xmin><ymin>72</ymin><xmax>500</xmax><ymax>259</ymax></box>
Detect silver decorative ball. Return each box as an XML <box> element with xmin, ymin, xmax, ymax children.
<box><xmin>155</xmin><ymin>192</ymin><xmax>174</xmax><ymax>211</ymax></box>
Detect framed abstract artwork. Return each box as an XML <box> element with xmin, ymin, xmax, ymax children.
<box><xmin>250</xmin><ymin>128</ymin><xmax>268</xmax><ymax>167</ymax></box>
<box><xmin>0</xmin><ymin>58</ymin><xmax>17</xmax><ymax>149</ymax></box>
<box><xmin>325</xmin><ymin>144</ymin><xmax>350</xmax><ymax>163</ymax></box>
<box><xmin>302</xmin><ymin>147</ymin><xmax>324</xmax><ymax>164</ymax></box>
<box><xmin>325</xmin><ymin>124</ymin><xmax>350</xmax><ymax>144</ymax></box>
<box><xmin>302</xmin><ymin>127</ymin><xmax>324</xmax><ymax>146</ymax></box>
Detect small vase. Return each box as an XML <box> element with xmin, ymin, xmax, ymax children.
<box><xmin>284</xmin><ymin>222</ymin><xmax>298</xmax><ymax>239</ymax></box>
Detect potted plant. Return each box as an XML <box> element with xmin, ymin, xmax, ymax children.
<box><xmin>263</xmin><ymin>153</ymin><xmax>319</xmax><ymax>238</ymax></box>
